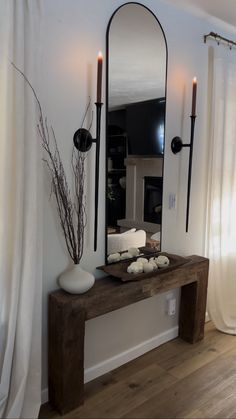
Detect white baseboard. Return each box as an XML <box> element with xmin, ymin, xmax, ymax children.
<box><xmin>41</xmin><ymin>325</ymin><xmax>178</xmax><ymax>404</ymax></box>
<box><xmin>84</xmin><ymin>326</ymin><xmax>178</xmax><ymax>383</ymax></box>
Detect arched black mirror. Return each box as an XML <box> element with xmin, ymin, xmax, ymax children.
<box><xmin>106</xmin><ymin>2</ymin><xmax>167</xmax><ymax>261</ymax></box>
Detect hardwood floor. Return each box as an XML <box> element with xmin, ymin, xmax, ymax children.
<box><xmin>39</xmin><ymin>322</ymin><xmax>236</xmax><ymax>418</ymax></box>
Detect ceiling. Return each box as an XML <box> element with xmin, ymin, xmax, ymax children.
<box><xmin>165</xmin><ymin>0</ymin><xmax>236</xmax><ymax>29</ymax></box>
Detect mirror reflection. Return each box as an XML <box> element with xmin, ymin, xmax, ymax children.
<box><xmin>106</xmin><ymin>3</ymin><xmax>167</xmax><ymax>260</ymax></box>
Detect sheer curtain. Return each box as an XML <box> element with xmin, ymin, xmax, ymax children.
<box><xmin>206</xmin><ymin>45</ymin><xmax>236</xmax><ymax>334</ymax></box>
<box><xmin>0</xmin><ymin>1</ymin><xmax>42</xmax><ymax>418</ymax></box>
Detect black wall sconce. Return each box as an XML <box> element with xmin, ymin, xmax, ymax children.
<box><xmin>73</xmin><ymin>52</ymin><xmax>103</xmax><ymax>251</ymax></box>
<box><xmin>171</xmin><ymin>78</ymin><xmax>197</xmax><ymax>233</ymax></box>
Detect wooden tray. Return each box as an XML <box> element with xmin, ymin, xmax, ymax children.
<box><xmin>98</xmin><ymin>252</ymin><xmax>190</xmax><ymax>282</ymax></box>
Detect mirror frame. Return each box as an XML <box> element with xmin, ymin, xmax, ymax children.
<box><xmin>105</xmin><ymin>2</ymin><xmax>168</xmax><ymax>263</ymax></box>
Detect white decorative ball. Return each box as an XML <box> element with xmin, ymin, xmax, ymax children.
<box><xmin>149</xmin><ymin>257</ymin><xmax>158</xmax><ymax>266</ymax></box>
<box><xmin>128</xmin><ymin>247</ymin><xmax>140</xmax><ymax>257</ymax></box>
<box><xmin>137</xmin><ymin>257</ymin><xmax>148</xmax><ymax>265</ymax></box>
<box><xmin>127</xmin><ymin>261</ymin><xmax>143</xmax><ymax>274</ymax></box>
<box><xmin>107</xmin><ymin>253</ymin><xmax>121</xmax><ymax>263</ymax></box>
<box><xmin>143</xmin><ymin>262</ymin><xmax>154</xmax><ymax>273</ymax></box>
<box><xmin>127</xmin><ymin>265</ymin><xmax>134</xmax><ymax>273</ymax></box>
<box><xmin>149</xmin><ymin>260</ymin><xmax>158</xmax><ymax>270</ymax></box>
<box><xmin>120</xmin><ymin>252</ymin><xmax>132</xmax><ymax>260</ymax></box>
<box><xmin>156</xmin><ymin>255</ymin><xmax>170</xmax><ymax>267</ymax></box>
<box><xmin>129</xmin><ymin>261</ymin><xmax>139</xmax><ymax>268</ymax></box>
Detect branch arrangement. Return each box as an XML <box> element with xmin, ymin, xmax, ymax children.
<box><xmin>12</xmin><ymin>63</ymin><xmax>90</xmax><ymax>264</ymax></box>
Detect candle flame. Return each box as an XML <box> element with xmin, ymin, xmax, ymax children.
<box><xmin>98</xmin><ymin>51</ymin><xmax>103</xmax><ymax>60</ymax></box>
<box><xmin>193</xmin><ymin>77</ymin><xmax>197</xmax><ymax>84</ymax></box>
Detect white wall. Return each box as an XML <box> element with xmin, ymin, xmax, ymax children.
<box><xmin>40</xmin><ymin>0</ymin><xmax>236</xmax><ymax>395</ymax></box>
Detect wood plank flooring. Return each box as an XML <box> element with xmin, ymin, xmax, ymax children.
<box><xmin>39</xmin><ymin>322</ymin><xmax>236</xmax><ymax>418</ymax></box>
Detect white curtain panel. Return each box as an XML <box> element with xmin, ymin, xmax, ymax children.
<box><xmin>0</xmin><ymin>1</ymin><xmax>42</xmax><ymax>418</ymax></box>
<box><xmin>206</xmin><ymin>46</ymin><xmax>236</xmax><ymax>334</ymax></box>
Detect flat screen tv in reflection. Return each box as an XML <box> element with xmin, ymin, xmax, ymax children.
<box><xmin>127</xmin><ymin>98</ymin><xmax>165</xmax><ymax>156</ymax></box>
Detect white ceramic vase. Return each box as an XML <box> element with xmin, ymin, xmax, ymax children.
<box><xmin>58</xmin><ymin>264</ymin><xmax>95</xmax><ymax>294</ymax></box>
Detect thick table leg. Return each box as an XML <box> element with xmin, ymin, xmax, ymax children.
<box><xmin>48</xmin><ymin>296</ymin><xmax>86</xmax><ymax>415</ymax></box>
<box><xmin>179</xmin><ymin>270</ymin><xmax>208</xmax><ymax>343</ymax></box>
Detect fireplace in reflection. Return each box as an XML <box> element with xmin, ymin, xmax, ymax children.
<box><xmin>144</xmin><ymin>176</ymin><xmax>163</xmax><ymax>224</ymax></box>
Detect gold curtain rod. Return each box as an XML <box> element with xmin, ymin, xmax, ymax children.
<box><xmin>204</xmin><ymin>32</ymin><xmax>236</xmax><ymax>50</ymax></box>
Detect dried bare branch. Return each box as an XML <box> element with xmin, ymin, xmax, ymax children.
<box><xmin>13</xmin><ymin>63</ymin><xmax>88</xmax><ymax>265</ymax></box>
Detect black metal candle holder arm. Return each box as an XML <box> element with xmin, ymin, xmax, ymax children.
<box><xmin>73</xmin><ymin>102</ymin><xmax>103</xmax><ymax>251</ymax></box>
<box><xmin>171</xmin><ymin>114</ymin><xmax>196</xmax><ymax>232</ymax></box>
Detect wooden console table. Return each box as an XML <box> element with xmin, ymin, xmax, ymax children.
<box><xmin>48</xmin><ymin>255</ymin><xmax>209</xmax><ymax>415</ymax></box>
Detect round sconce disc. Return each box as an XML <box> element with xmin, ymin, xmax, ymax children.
<box><xmin>73</xmin><ymin>128</ymin><xmax>93</xmax><ymax>152</ymax></box>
